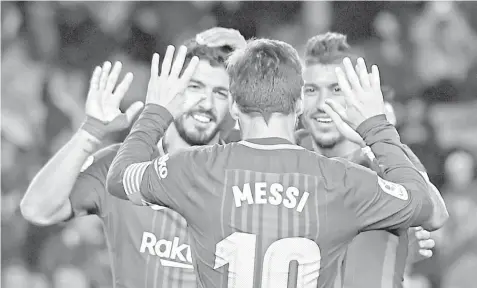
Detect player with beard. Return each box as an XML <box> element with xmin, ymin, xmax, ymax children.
<box><xmin>20</xmin><ymin>28</ymin><xmax>244</xmax><ymax>288</ymax></box>
<box><xmin>298</xmin><ymin>32</ymin><xmax>448</xmax><ymax>288</ymax></box>
<box><xmin>107</xmin><ymin>38</ymin><xmax>445</xmax><ymax>288</ymax></box>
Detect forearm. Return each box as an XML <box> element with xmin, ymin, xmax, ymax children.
<box><xmin>420</xmin><ymin>180</ymin><xmax>448</xmax><ymax>231</ymax></box>
<box><xmin>20</xmin><ymin>129</ymin><xmax>100</xmax><ymax>225</ymax></box>
<box><xmin>357</xmin><ymin>115</ymin><xmax>432</xmax><ymax>226</ymax></box>
<box><xmin>106</xmin><ymin>104</ymin><xmax>173</xmax><ymax>199</ymax></box>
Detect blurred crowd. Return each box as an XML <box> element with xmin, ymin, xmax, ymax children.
<box><xmin>2</xmin><ymin>2</ymin><xmax>477</xmax><ymax>288</ymax></box>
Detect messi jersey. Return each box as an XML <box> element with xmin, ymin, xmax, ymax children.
<box><xmin>112</xmin><ymin>107</ymin><xmax>434</xmax><ymax>288</ymax></box>
<box><xmin>69</xmin><ymin>144</ymin><xmax>195</xmax><ymax>288</ymax></box>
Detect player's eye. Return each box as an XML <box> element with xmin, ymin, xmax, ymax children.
<box><xmin>188</xmin><ymin>84</ymin><xmax>201</xmax><ymax>90</ymax></box>
<box><xmin>304</xmin><ymin>87</ymin><xmax>316</xmax><ymax>94</ymax></box>
<box><xmin>332</xmin><ymin>86</ymin><xmax>342</xmax><ymax>94</ymax></box>
<box><xmin>215</xmin><ymin>91</ymin><xmax>228</xmax><ymax>99</ymax></box>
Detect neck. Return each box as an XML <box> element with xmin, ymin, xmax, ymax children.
<box><xmin>239</xmin><ymin>114</ymin><xmax>296</xmax><ymax>143</ymax></box>
<box><xmin>160</xmin><ymin>123</ymin><xmax>220</xmax><ymax>154</ymax></box>
<box><xmin>313</xmin><ymin>139</ymin><xmax>360</xmax><ymax>158</ymax></box>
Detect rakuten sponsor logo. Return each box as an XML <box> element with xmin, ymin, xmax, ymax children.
<box><xmin>139</xmin><ymin>232</ymin><xmax>193</xmax><ymax>269</ymax></box>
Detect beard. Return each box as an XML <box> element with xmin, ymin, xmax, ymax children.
<box><xmin>312</xmin><ymin>133</ymin><xmax>345</xmax><ymax>149</ymax></box>
<box><xmin>174</xmin><ymin>112</ymin><xmax>221</xmax><ymax>146</ymax></box>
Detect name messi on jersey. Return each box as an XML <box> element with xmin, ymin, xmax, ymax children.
<box><xmin>232</xmin><ymin>182</ymin><xmax>310</xmax><ymax>212</ymax></box>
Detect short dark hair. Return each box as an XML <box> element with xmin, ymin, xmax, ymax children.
<box><xmin>226</xmin><ymin>38</ymin><xmax>303</xmax><ymax>122</ymax></box>
<box><xmin>182</xmin><ymin>38</ymin><xmax>234</xmax><ymax>69</ymax></box>
<box><xmin>304</xmin><ymin>32</ymin><xmax>358</xmax><ymax>65</ymax></box>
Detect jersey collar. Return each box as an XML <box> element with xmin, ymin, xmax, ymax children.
<box><xmin>239</xmin><ymin>137</ymin><xmax>304</xmax><ymax>150</ymax></box>
<box><xmin>157</xmin><ymin>137</ymin><xmax>226</xmax><ymax>156</ymax></box>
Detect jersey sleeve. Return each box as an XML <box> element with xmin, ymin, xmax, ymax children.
<box><xmin>343</xmin><ymin>115</ymin><xmax>434</xmax><ymax>232</ymax></box>
<box><xmin>120</xmin><ymin>147</ymin><xmax>209</xmax><ymax>218</ymax></box>
<box><xmin>68</xmin><ymin>144</ymin><xmax>120</xmax><ymax>218</ymax></box>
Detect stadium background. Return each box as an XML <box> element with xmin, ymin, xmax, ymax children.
<box><xmin>2</xmin><ymin>1</ymin><xmax>477</xmax><ymax>288</ymax></box>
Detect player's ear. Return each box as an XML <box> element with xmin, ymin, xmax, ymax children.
<box><xmin>228</xmin><ymin>93</ymin><xmax>239</xmax><ymax>120</ymax></box>
<box><xmin>295</xmin><ymin>88</ymin><xmax>304</xmax><ymax>116</ymax></box>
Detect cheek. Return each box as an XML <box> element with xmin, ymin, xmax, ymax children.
<box><xmin>303</xmin><ymin>97</ymin><xmax>317</xmax><ymax>114</ymax></box>
<box><xmin>215</xmin><ymin>98</ymin><xmax>230</xmax><ymax>121</ymax></box>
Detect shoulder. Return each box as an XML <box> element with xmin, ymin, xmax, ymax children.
<box><xmin>80</xmin><ymin>143</ymin><xmax>121</xmax><ymax>173</ymax></box>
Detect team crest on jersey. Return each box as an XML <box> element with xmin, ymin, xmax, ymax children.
<box><xmin>154</xmin><ymin>154</ymin><xmax>169</xmax><ymax>179</ymax></box>
<box><xmin>80</xmin><ymin>156</ymin><xmax>94</xmax><ymax>172</ymax></box>
<box><xmin>378</xmin><ymin>177</ymin><xmax>409</xmax><ymax>200</ymax></box>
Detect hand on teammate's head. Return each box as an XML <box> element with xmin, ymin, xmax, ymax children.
<box><xmin>85</xmin><ymin>61</ymin><xmax>144</xmax><ymax>129</ymax></box>
<box><xmin>146</xmin><ymin>45</ymin><xmax>202</xmax><ymax>119</ymax></box>
<box><xmin>196</xmin><ymin>27</ymin><xmax>246</xmax><ymax>50</ymax></box>
<box><xmin>323</xmin><ymin>57</ymin><xmax>385</xmax><ymax>130</ymax></box>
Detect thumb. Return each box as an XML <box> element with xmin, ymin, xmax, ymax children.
<box><xmin>323</xmin><ymin>99</ymin><xmax>348</xmax><ymax>121</ymax></box>
<box><xmin>124</xmin><ymin>101</ymin><xmax>144</xmax><ymax>125</ymax></box>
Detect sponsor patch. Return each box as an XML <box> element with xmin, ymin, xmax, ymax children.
<box><xmin>155</xmin><ymin>154</ymin><xmax>169</xmax><ymax>179</ymax></box>
<box><xmin>378</xmin><ymin>177</ymin><xmax>409</xmax><ymax>200</ymax></box>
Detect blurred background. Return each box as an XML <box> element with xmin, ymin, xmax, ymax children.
<box><xmin>2</xmin><ymin>1</ymin><xmax>477</xmax><ymax>288</ymax></box>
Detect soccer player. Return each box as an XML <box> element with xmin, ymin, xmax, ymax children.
<box><xmin>299</xmin><ymin>32</ymin><xmax>448</xmax><ymax>287</ymax></box>
<box><xmin>107</xmin><ymin>39</ymin><xmax>443</xmax><ymax>288</ymax></box>
<box><xmin>20</xmin><ymin>32</ymin><xmax>239</xmax><ymax>287</ymax></box>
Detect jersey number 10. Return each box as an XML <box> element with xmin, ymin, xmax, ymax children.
<box><xmin>214</xmin><ymin>232</ymin><xmax>321</xmax><ymax>288</ymax></box>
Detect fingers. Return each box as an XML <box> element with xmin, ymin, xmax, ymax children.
<box><xmin>90</xmin><ymin>66</ymin><xmax>102</xmax><ymax>91</ymax></box>
<box><xmin>124</xmin><ymin>101</ymin><xmax>144</xmax><ymax>124</ymax></box>
<box><xmin>99</xmin><ymin>61</ymin><xmax>112</xmax><ymax>91</ymax></box>
<box><xmin>160</xmin><ymin>45</ymin><xmax>175</xmax><ymax>78</ymax></box>
<box><xmin>113</xmin><ymin>72</ymin><xmax>134</xmax><ymax>102</ymax></box>
<box><xmin>105</xmin><ymin>61</ymin><xmax>123</xmax><ymax>95</ymax></box>
<box><xmin>415</xmin><ymin>228</ymin><xmax>431</xmax><ymax>240</ymax></box>
<box><xmin>370</xmin><ymin>65</ymin><xmax>381</xmax><ymax>89</ymax></box>
<box><xmin>324</xmin><ymin>99</ymin><xmax>347</xmax><ymax>120</ymax></box>
<box><xmin>419</xmin><ymin>249</ymin><xmax>433</xmax><ymax>258</ymax></box>
<box><xmin>419</xmin><ymin>239</ymin><xmax>435</xmax><ymax>250</ymax></box>
<box><xmin>357</xmin><ymin>58</ymin><xmax>371</xmax><ymax>89</ymax></box>
<box><xmin>170</xmin><ymin>46</ymin><xmax>188</xmax><ymax>77</ymax></box>
<box><xmin>179</xmin><ymin>56</ymin><xmax>199</xmax><ymax>86</ymax></box>
<box><xmin>342</xmin><ymin>58</ymin><xmax>362</xmax><ymax>92</ymax></box>
<box><xmin>150</xmin><ymin>53</ymin><xmax>160</xmax><ymax>77</ymax></box>
<box><xmin>335</xmin><ymin>67</ymin><xmax>353</xmax><ymax>100</ymax></box>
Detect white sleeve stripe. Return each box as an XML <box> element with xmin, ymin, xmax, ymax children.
<box><xmin>123</xmin><ymin>162</ymin><xmax>151</xmax><ymax>196</ymax></box>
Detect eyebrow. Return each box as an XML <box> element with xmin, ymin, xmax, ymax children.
<box><xmin>190</xmin><ymin>79</ymin><xmax>229</xmax><ymax>91</ymax></box>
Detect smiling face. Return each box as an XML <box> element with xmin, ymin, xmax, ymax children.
<box><xmin>174</xmin><ymin>59</ymin><xmax>230</xmax><ymax>145</ymax></box>
<box><xmin>301</xmin><ymin>63</ymin><xmax>347</xmax><ymax>148</ymax></box>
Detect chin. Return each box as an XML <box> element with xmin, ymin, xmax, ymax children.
<box><xmin>180</xmin><ymin>126</ymin><xmax>220</xmax><ymax>146</ymax></box>
<box><xmin>311</xmin><ymin>132</ymin><xmax>343</xmax><ymax>149</ymax></box>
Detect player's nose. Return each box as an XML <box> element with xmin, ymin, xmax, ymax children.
<box><xmin>198</xmin><ymin>91</ymin><xmax>215</xmax><ymax>110</ymax></box>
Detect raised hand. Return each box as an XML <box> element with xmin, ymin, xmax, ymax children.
<box><xmin>196</xmin><ymin>27</ymin><xmax>246</xmax><ymax>49</ymax></box>
<box><xmin>85</xmin><ymin>61</ymin><xmax>143</xmax><ymax>128</ymax></box>
<box><xmin>323</xmin><ymin>57</ymin><xmax>385</xmax><ymax>131</ymax></box>
<box><xmin>146</xmin><ymin>45</ymin><xmax>201</xmax><ymax>118</ymax></box>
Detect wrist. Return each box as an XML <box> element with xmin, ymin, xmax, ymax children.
<box><xmin>80</xmin><ymin>116</ymin><xmax>109</xmax><ymax>142</ymax></box>
<box><xmin>76</xmin><ymin>129</ymin><xmax>102</xmax><ymax>154</ymax></box>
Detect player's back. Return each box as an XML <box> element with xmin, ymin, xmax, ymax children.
<box><xmin>184</xmin><ymin>138</ymin><xmax>361</xmax><ymax>288</ymax></box>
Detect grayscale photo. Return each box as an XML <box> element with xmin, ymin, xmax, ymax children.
<box><xmin>2</xmin><ymin>1</ymin><xmax>477</xmax><ymax>288</ymax></box>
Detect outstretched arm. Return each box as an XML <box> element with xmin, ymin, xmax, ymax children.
<box><xmin>106</xmin><ymin>45</ymin><xmax>201</xmax><ymax>201</ymax></box>
<box><xmin>20</xmin><ymin>62</ymin><xmax>141</xmax><ymax>225</ymax></box>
